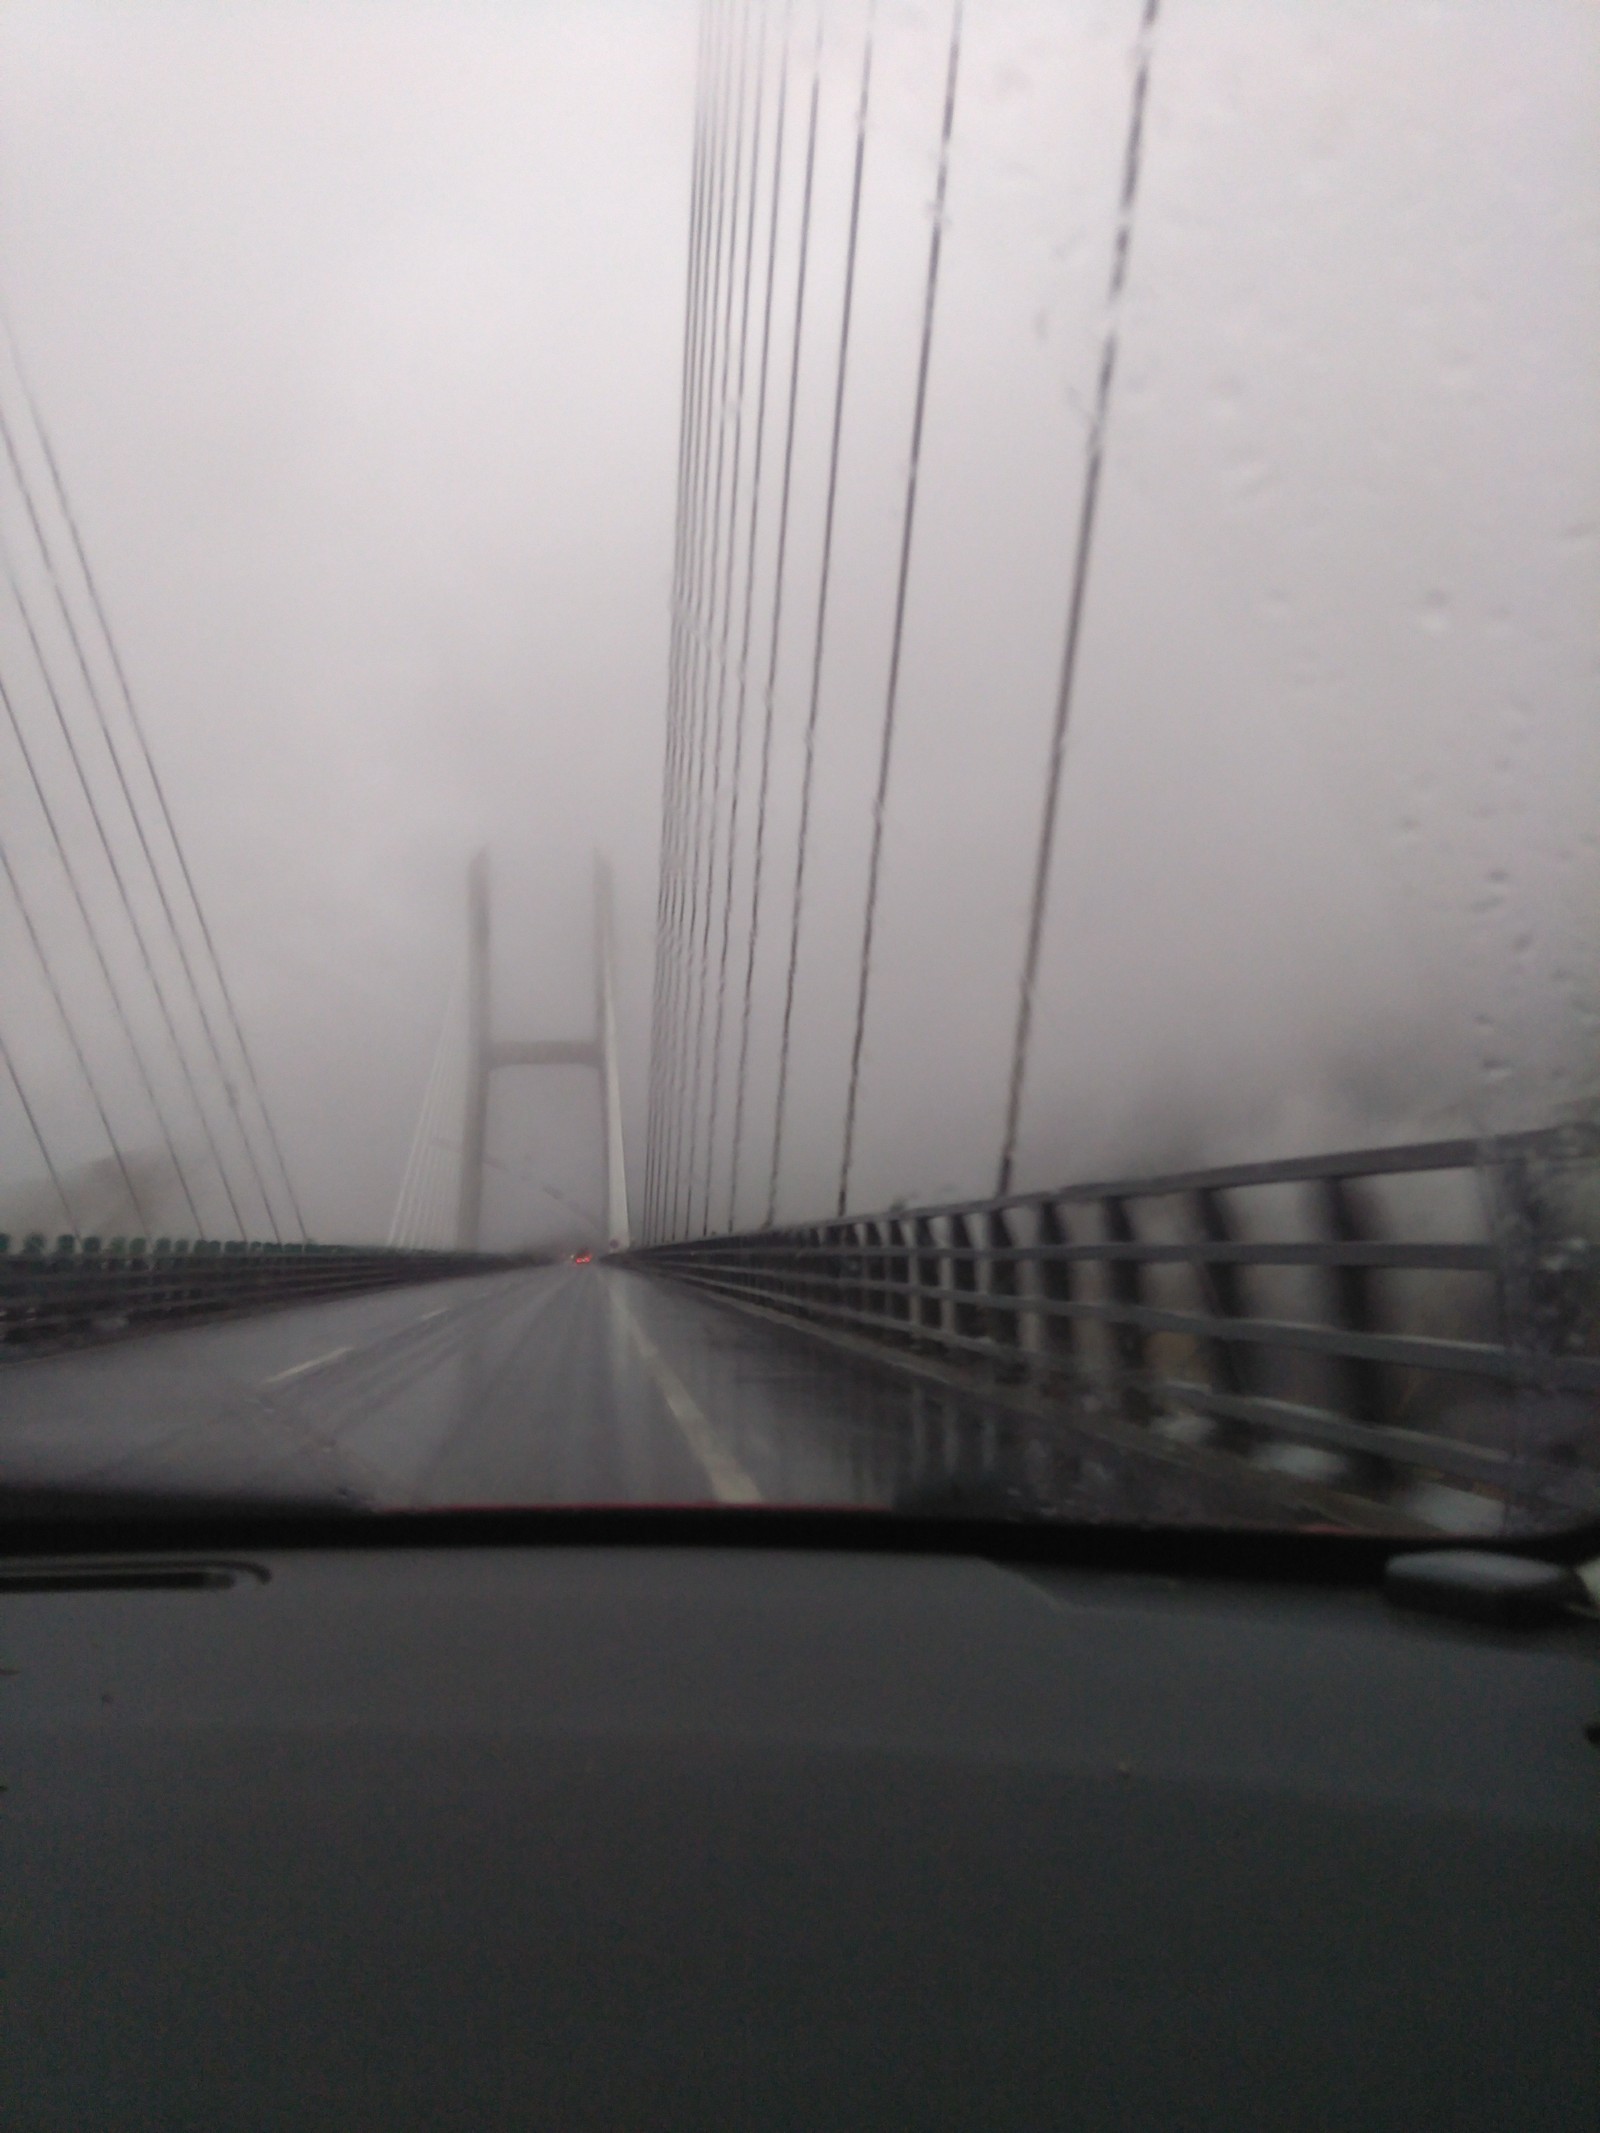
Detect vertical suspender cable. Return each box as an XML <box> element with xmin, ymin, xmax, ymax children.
<box><xmin>995</xmin><ymin>0</ymin><xmax>1161</xmax><ymax>1196</ymax></box>
<box><xmin>837</xmin><ymin>0</ymin><xmax>963</xmax><ymax>1217</ymax></box>
<box><xmin>766</xmin><ymin>0</ymin><xmax>876</xmax><ymax>1226</ymax></box>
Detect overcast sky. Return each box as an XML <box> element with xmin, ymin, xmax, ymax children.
<box><xmin>0</xmin><ymin>0</ymin><xmax>1595</xmax><ymax>1248</ymax></box>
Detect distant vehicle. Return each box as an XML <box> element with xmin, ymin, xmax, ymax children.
<box><xmin>571</xmin><ymin>1251</ymin><xmax>592</xmax><ymax>1265</ymax></box>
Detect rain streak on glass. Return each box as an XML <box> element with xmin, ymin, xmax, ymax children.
<box><xmin>0</xmin><ymin>0</ymin><xmax>1594</xmax><ymax>1535</ymax></box>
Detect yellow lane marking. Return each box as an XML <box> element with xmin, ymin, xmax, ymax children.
<box><xmin>611</xmin><ymin>1285</ymin><xmax>762</xmax><ymax>1505</ymax></box>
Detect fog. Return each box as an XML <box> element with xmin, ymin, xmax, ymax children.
<box><xmin>0</xmin><ymin>0</ymin><xmax>1595</xmax><ymax>1249</ymax></box>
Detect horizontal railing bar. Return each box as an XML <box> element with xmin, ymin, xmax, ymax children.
<box><xmin>645</xmin><ymin>1239</ymin><xmax>1502</xmax><ymax>1272</ymax></box>
<box><xmin>0</xmin><ymin>1263</ymin><xmax>499</xmax><ymax>1294</ymax></box>
<box><xmin>654</xmin><ymin>1266</ymin><xmax>1588</xmax><ymax>1489</ymax></box>
<box><xmin>1150</xmin><ymin>1380</ymin><xmax>1598</xmax><ymax>1497</ymax></box>
<box><xmin>647</xmin><ymin>1124</ymin><xmax>1597</xmax><ymax>1240</ymax></box>
<box><xmin>651</xmin><ymin>1259</ymin><xmax>1600</xmax><ymax>1390</ymax></box>
<box><xmin>973</xmin><ymin>1125</ymin><xmax>1597</xmax><ymax>1213</ymax></box>
<box><xmin>633</xmin><ymin>1126</ymin><xmax>1600</xmax><ymax>1522</ymax></box>
<box><xmin>654</xmin><ymin>1256</ymin><xmax>1600</xmax><ymax>1390</ymax></box>
<box><xmin>0</xmin><ymin>1251</ymin><xmax>537</xmax><ymax>1352</ymax></box>
<box><xmin>654</xmin><ymin>1266</ymin><xmax>1032</xmax><ymax>1363</ymax></box>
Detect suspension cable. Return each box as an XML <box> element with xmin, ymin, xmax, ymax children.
<box><xmin>0</xmin><ymin>1017</ymin><xmax>80</xmax><ymax>1235</ymax></box>
<box><xmin>706</xmin><ymin>0</ymin><xmax>789</xmax><ymax>1235</ymax></box>
<box><xmin>0</xmin><ymin>755</ymin><xmax>151</xmax><ymax>1231</ymax></box>
<box><xmin>660</xmin><ymin>0</ymin><xmax>734</xmax><ymax>1240</ymax></box>
<box><xmin>0</xmin><ymin>603</ymin><xmax>202</xmax><ymax>1233</ymax></box>
<box><xmin>691</xmin><ymin>0</ymin><xmax>767</xmax><ymax>1236</ymax></box>
<box><xmin>680</xmin><ymin>0</ymin><xmax>751</xmax><ymax>1238</ymax></box>
<box><xmin>727</xmin><ymin>7</ymin><xmax>823</xmax><ymax>1233</ymax></box>
<box><xmin>650</xmin><ymin>0</ymin><xmax>717</xmax><ymax>1243</ymax></box>
<box><xmin>0</xmin><ymin>532</ymin><xmax>233</xmax><ymax>1233</ymax></box>
<box><xmin>0</xmin><ymin>313</ymin><xmax>307</xmax><ymax>1238</ymax></box>
<box><xmin>837</xmin><ymin>0</ymin><xmax>963</xmax><ymax>1218</ymax></box>
<box><xmin>766</xmin><ymin>0</ymin><xmax>876</xmax><ymax>1226</ymax></box>
<box><xmin>388</xmin><ymin>972</ymin><xmax>459</xmax><ymax>1245</ymax></box>
<box><xmin>665</xmin><ymin>0</ymin><xmax>741</xmax><ymax>1240</ymax></box>
<box><xmin>995</xmin><ymin>0</ymin><xmax>1162</xmax><ymax>1196</ymax></box>
<box><xmin>0</xmin><ymin>384</ymin><xmax>283</xmax><ymax>1237</ymax></box>
<box><xmin>645</xmin><ymin>0</ymin><xmax>718</xmax><ymax>1240</ymax></box>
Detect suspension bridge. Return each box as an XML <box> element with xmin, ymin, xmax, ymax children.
<box><xmin>0</xmin><ymin>0</ymin><xmax>1594</xmax><ymax>1535</ymax></box>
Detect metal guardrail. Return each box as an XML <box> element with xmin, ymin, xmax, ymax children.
<box><xmin>0</xmin><ymin>1234</ymin><xmax>540</xmax><ymax>1351</ymax></box>
<box><xmin>629</xmin><ymin>1127</ymin><xmax>1600</xmax><ymax>1523</ymax></box>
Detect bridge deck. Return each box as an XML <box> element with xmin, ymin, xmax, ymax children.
<box><xmin>0</xmin><ymin>1266</ymin><xmax>1337</xmax><ymax>1527</ymax></box>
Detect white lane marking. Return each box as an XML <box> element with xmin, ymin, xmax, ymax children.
<box><xmin>255</xmin><ymin>1281</ymin><xmax>532</xmax><ymax>1396</ymax></box>
<box><xmin>261</xmin><ymin>1346</ymin><xmax>353</xmax><ymax>1387</ymax></box>
<box><xmin>611</xmin><ymin>1286</ymin><xmax>762</xmax><ymax>1504</ymax></box>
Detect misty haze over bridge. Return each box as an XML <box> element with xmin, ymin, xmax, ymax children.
<box><xmin>0</xmin><ymin>0</ymin><xmax>1594</xmax><ymax>1539</ymax></box>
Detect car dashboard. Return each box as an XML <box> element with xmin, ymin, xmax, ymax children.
<box><xmin>2</xmin><ymin>1515</ymin><xmax>1597</xmax><ymax>2131</ymax></box>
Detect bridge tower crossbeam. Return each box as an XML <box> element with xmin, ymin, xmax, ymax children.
<box><xmin>456</xmin><ymin>851</ymin><xmax>630</xmax><ymax>1253</ymax></box>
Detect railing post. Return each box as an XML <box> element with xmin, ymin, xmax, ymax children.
<box><xmin>1489</xmin><ymin>1149</ymin><xmax>1574</xmax><ymax>1524</ymax></box>
<box><xmin>1193</xmin><ymin>1187</ymin><xmax>1247</xmax><ymax>1393</ymax></box>
<box><xmin>822</xmin><ymin>1225</ymin><xmax>844</xmax><ymax>1326</ymax></box>
<box><xmin>1318</xmin><ymin>1174</ymin><xmax>1396</xmax><ymax>1494</ymax></box>
<box><xmin>914</xmin><ymin>1217</ymin><xmax>941</xmax><ymax>1344</ymax></box>
<box><xmin>1037</xmin><ymin>1198</ymin><xmax>1077</xmax><ymax>1385</ymax></box>
<box><xmin>987</xmin><ymin>1209</ymin><xmax>1022</xmax><ymax>1376</ymax></box>
<box><xmin>862</xmin><ymin>1220</ymin><xmax>888</xmax><ymax>1334</ymax></box>
<box><xmin>1190</xmin><ymin>1185</ymin><xmax>1252</xmax><ymax>1452</ymax></box>
<box><xmin>949</xmin><ymin>1214</ymin><xmax>983</xmax><ymax>1344</ymax></box>
<box><xmin>1103</xmin><ymin>1196</ymin><xmax>1149</xmax><ymax>1420</ymax></box>
<box><xmin>887</xmin><ymin>1219</ymin><xmax>912</xmax><ymax>1340</ymax></box>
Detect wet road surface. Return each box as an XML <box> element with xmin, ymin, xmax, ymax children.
<box><xmin>0</xmin><ymin>1264</ymin><xmax>1327</xmax><ymax>1523</ymax></box>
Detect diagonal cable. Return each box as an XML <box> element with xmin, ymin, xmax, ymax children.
<box><xmin>0</xmin><ymin>314</ymin><xmax>306</xmax><ymax>1237</ymax></box>
<box><xmin>659</xmin><ymin>0</ymin><xmax>731</xmax><ymax>1239</ymax></box>
<box><xmin>666</xmin><ymin>0</ymin><xmax>742</xmax><ymax>1240</ymax></box>
<box><xmin>0</xmin><ymin>384</ymin><xmax>281</xmax><ymax>1236</ymax></box>
<box><xmin>837</xmin><ymin>0</ymin><xmax>963</xmax><ymax>1217</ymax></box>
<box><xmin>727</xmin><ymin>8</ymin><xmax>823</xmax><ymax>1232</ymax></box>
<box><xmin>705</xmin><ymin>0</ymin><xmax>790</xmax><ymax>1236</ymax></box>
<box><xmin>0</xmin><ymin>606</ymin><xmax>204</xmax><ymax>1233</ymax></box>
<box><xmin>0</xmin><ymin>735</ymin><xmax>151</xmax><ymax>1230</ymax></box>
<box><xmin>0</xmin><ymin>530</ymin><xmax>229</xmax><ymax>1232</ymax></box>
<box><xmin>646</xmin><ymin>0</ymin><xmax>719</xmax><ymax>1239</ymax></box>
<box><xmin>680</xmin><ymin>0</ymin><xmax>751</xmax><ymax>1239</ymax></box>
<box><xmin>996</xmin><ymin>0</ymin><xmax>1162</xmax><ymax>1196</ymax></box>
<box><xmin>661</xmin><ymin>0</ymin><xmax>735</xmax><ymax>1240</ymax></box>
<box><xmin>692</xmin><ymin>0</ymin><xmax>768</xmax><ymax>1236</ymax></box>
<box><xmin>0</xmin><ymin>1017</ymin><xmax>80</xmax><ymax>1234</ymax></box>
<box><xmin>766</xmin><ymin>0</ymin><xmax>876</xmax><ymax>1225</ymax></box>
<box><xmin>650</xmin><ymin>0</ymin><xmax>718</xmax><ymax>1241</ymax></box>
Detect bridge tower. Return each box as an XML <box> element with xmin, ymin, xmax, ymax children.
<box><xmin>456</xmin><ymin>851</ymin><xmax>630</xmax><ymax>1253</ymax></box>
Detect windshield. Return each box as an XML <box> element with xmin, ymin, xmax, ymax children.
<box><xmin>0</xmin><ymin>0</ymin><xmax>1594</xmax><ymax>1541</ymax></box>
